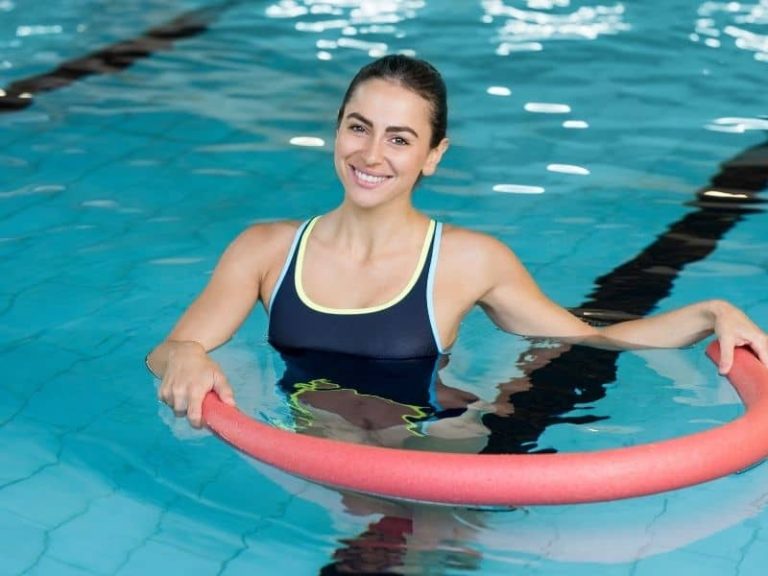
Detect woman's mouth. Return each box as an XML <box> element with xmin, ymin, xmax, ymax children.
<box><xmin>351</xmin><ymin>166</ymin><xmax>391</xmax><ymax>187</ymax></box>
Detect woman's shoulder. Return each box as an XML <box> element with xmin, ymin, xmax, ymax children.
<box><xmin>438</xmin><ymin>222</ymin><xmax>528</xmax><ymax>283</ymax></box>
<box><xmin>238</xmin><ymin>219</ymin><xmax>304</xmax><ymax>243</ymax></box>
<box><xmin>238</xmin><ymin>218</ymin><xmax>319</xmax><ymax>250</ymax></box>
<box><xmin>222</xmin><ymin>219</ymin><xmax>305</xmax><ymax>265</ymax></box>
<box><xmin>435</xmin><ymin>223</ymin><xmax>535</xmax><ymax>310</ymax></box>
<box><xmin>431</xmin><ymin>223</ymin><xmax>524</xmax><ymax>307</ymax></box>
<box><xmin>439</xmin><ymin>223</ymin><xmax>516</xmax><ymax>262</ymax></box>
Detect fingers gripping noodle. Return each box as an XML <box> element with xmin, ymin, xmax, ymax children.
<box><xmin>202</xmin><ymin>342</ymin><xmax>768</xmax><ymax>506</ymax></box>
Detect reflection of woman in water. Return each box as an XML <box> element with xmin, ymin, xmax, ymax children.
<box><xmin>274</xmin><ymin>350</ymin><xmax>493</xmax><ymax>454</ymax></box>
<box><xmin>147</xmin><ymin>54</ymin><xmax>768</xmax><ymax>574</ymax></box>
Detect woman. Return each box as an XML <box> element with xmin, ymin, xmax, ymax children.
<box><xmin>148</xmin><ymin>54</ymin><xmax>768</xmax><ymax>428</ymax></box>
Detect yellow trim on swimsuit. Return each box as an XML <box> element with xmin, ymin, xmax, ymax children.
<box><xmin>294</xmin><ymin>218</ymin><xmax>436</xmax><ymax>315</ymax></box>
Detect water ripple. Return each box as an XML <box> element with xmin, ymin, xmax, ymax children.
<box><xmin>693</xmin><ymin>1</ymin><xmax>768</xmax><ymax>62</ymax></box>
<box><xmin>493</xmin><ymin>183</ymin><xmax>546</xmax><ymax>194</ymax></box>
<box><xmin>265</xmin><ymin>0</ymin><xmax>425</xmax><ymax>59</ymax></box>
<box><xmin>0</xmin><ymin>184</ymin><xmax>64</xmax><ymax>198</ymax></box>
<box><xmin>481</xmin><ymin>0</ymin><xmax>631</xmax><ymax>55</ymax></box>
<box><xmin>705</xmin><ymin>116</ymin><xmax>768</xmax><ymax>132</ymax></box>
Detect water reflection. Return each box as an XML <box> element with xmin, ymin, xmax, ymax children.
<box><xmin>251</xmin><ymin>341</ymin><xmax>756</xmax><ymax>573</ymax></box>
<box><xmin>318</xmin><ymin>503</ymin><xmax>484</xmax><ymax>574</ymax></box>
<box><xmin>547</xmin><ymin>162</ymin><xmax>590</xmax><ymax>174</ymax></box>
<box><xmin>492</xmin><ymin>183</ymin><xmax>545</xmax><ymax>193</ymax></box>
<box><xmin>705</xmin><ymin>116</ymin><xmax>768</xmax><ymax>133</ymax></box>
<box><xmin>524</xmin><ymin>101</ymin><xmax>571</xmax><ymax>113</ymax></box>
<box><xmin>265</xmin><ymin>0</ymin><xmax>426</xmax><ymax>59</ymax></box>
<box><xmin>481</xmin><ymin>0</ymin><xmax>631</xmax><ymax>55</ymax></box>
<box><xmin>486</xmin><ymin>85</ymin><xmax>512</xmax><ymax>96</ymax></box>
<box><xmin>692</xmin><ymin>1</ymin><xmax>768</xmax><ymax>62</ymax></box>
<box><xmin>265</xmin><ymin>347</ymin><xmax>495</xmax><ymax>574</ymax></box>
<box><xmin>273</xmin><ymin>349</ymin><xmax>494</xmax><ymax>452</ymax></box>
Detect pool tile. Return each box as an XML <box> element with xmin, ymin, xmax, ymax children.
<box><xmin>113</xmin><ymin>539</ymin><xmax>223</xmax><ymax>576</ymax></box>
<box><xmin>45</xmin><ymin>492</ymin><xmax>161</xmax><ymax>574</ymax></box>
<box><xmin>26</xmin><ymin>557</ymin><xmax>100</xmax><ymax>576</ymax></box>
<box><xmin>0</xmin><ymin>510</ymin><xmax>47</xmax><ymax>576</ymax></box>
<box><xmin>632</xmin><ymin>549</ymin><xmax>737</xmax><ymax>576</ymax></box>
<box><xmin>0</xmin><ymin>417</ymin><xmax>60</xmax><ymax>484</ymax></box>
<box><xmin>0</xmin><ymin>459</ymin><xmax>112</xmax><ymax>528</ymax></box>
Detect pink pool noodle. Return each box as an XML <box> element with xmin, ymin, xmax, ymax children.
<box><xmin>202</xmin><ymin>341</ymin><xmax>768</xmax><ymax>505</ymax></box>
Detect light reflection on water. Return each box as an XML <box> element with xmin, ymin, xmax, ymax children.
<box><xmin>693</xmin><ymin>0</ymin><xmax>768</xmax><ymax>61</ymax></box>
<box><xmin>265</xmin><ymin>0</ymin><xmax>425</xmax><ymax>59</ymax></box>
<box><xmin>0</xmin><ymin>1</ymin><xmax>207</xmax><ymax>80</ymax></box>
<box><xmin>705</xmin><ymin>116</ymin><xmax>768</xmax><ymax>133</ymax></box>
<box><xmin>481</xmin><ymin>0</ymin><xmax>631</xmax><ymax>54</ymax></box>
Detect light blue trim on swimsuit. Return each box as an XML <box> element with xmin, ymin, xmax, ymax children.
<box><xmin>427</xmin><ymin>356</ymin><xmax>443</xmax><ymax>412</ymax></box>
<box><xmin>426</xmin><ymin>221</ymin><xmax>445</xmax><ymax>354</ymax></box>
<box><xmin>268</xmin><ymin>219</ymin><xmax>313</xmax><ymax>315</ymax></box>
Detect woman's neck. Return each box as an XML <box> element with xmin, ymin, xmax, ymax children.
<box><xmin>317</xmin><ymin>203</ymin><xmax>430</xmax><ymax>261</ymax></box>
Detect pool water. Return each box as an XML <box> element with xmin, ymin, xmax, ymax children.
<box><xmin>2</xmin><ymin>0</ymin><xmax>768</xmax><ymax>574</ymax></box>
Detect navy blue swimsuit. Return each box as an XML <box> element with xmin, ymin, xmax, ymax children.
<box><xmin>267</xmin><ymin>217</ymin><xmax>467</xmax><ymax>431</ymax></box>
<box><xmin>268</xmin><ymin>217</ymin><xmax>446</xmax><ymax>359</ymax></box>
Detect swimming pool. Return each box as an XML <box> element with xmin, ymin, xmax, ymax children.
<box><xmin>2</xmin><ymin>0</ymin><xmax>767</xmax><ymax>574</ymax></box>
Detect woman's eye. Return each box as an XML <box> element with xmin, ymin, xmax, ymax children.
<box><xmin>391</xmin><ymin>136</ymin><xmax>409</xmax><ymax>146</ymax></box>
<box><xmin>349</xmin><ymin>124</ymin><xmax>366</xmax><ymax>133</ymax></box>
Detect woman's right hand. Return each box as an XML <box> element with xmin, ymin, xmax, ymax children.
<box><xmin>157</xmin><ymin>341</ymin><xmax>236</xmax><ymax>428</ymax></box>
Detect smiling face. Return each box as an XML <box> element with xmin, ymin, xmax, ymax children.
<box><xmin>334</xmin><ymin>78</ymin><xmax>449</xmax><ymax>210</ymax></box>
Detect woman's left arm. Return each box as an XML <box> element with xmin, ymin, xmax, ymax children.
<box><xmin>448</xmin><ymin>230</ymin><xmax>767</xmax><ymax>375</ymax></box>
<box><xmin>602</xmin><ymin>299</ymin><xmax>768</xmax><ymax>374</ymax></box>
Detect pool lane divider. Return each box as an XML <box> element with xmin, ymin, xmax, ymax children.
<box><xmin>0</xmin><ymin>1</ymin><xmax>240</xmax><ymax>113</ymax></box>
<box><xmin>202</xmin><ymin>342</ymin><xmax>768</xmax><ymax>506</ymax></box>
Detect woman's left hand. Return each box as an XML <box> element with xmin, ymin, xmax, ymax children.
<box><xmin>711</xmin><ymin>300</ymin><xmax>768</xmax><ymax>374</ymax></box>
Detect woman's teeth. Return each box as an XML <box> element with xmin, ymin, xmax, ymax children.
<box><xmin>354</xmin><ymin>167</ymin><xmax>389</xmax><ymax>184</ymax></box>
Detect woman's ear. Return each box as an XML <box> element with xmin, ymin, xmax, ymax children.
<box><xmin>422</xmin><ymin>138</ymin><xmax>450</xmax><ymax>177</ymax></box>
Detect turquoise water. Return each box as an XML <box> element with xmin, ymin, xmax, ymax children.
<box><xmin>2</xmin><ymin>0</ymin><xmax>768</xmax><ymax>574</ymax></box>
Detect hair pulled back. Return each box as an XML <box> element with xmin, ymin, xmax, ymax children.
<box><xmin>337</xmin><ymin>54</ymin><xmax>448</xmax><ymax>149</ymax></box>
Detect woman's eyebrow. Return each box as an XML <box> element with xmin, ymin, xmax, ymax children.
<box><xmin>345</xmin><ymin>112</ymin><xmax>420</xmax><ymax>138</ymax></box>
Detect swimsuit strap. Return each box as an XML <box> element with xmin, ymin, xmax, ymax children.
<box><xmin>268</xmin><ymin>217</ymin><xmax>444</xmax><ymax>359</ymax></box>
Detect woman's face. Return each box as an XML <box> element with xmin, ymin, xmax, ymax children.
<box><xmin>334</xmin><ymin>78</ymin><xmax>448</xmax><ymax>210</ymax></box>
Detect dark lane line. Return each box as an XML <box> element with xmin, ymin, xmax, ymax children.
<box><xmin>483</xmin><ymin>139</ymin><xmax>768</xmax><ymax>454</ymax></box>
<box><xmin>0</xmin><ymin>1</ymin><xmax>239</xmax><ymax>113</ymax></box>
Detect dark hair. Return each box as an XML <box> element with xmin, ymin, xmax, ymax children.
<box><xmin>337</xmin><ymin>54</ymin><xmax>448</xmax><ymax>149</ymax></box>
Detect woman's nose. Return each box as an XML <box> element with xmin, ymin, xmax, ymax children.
<box><xmin>363</xmin><ymin>138</ymin><xmax>383</xmax><ymax>165</ymax></box>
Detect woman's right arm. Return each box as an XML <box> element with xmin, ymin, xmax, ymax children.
<box><xmin>147</xmin><ymin>223</ymin><xmax>290</xmax><ymax>427</ymax></box>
